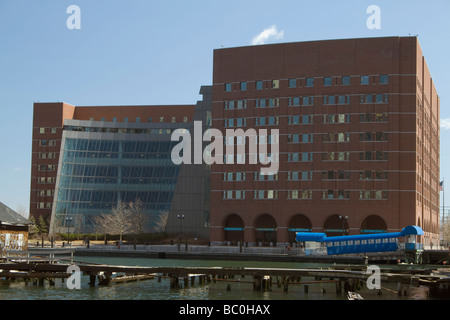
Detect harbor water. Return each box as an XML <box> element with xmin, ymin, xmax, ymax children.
<box><xmin>0</xmin><ymin>256</ymin><xmax>430</xmax><ymax>300</ymax></box>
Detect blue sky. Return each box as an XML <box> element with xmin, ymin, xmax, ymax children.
<box><xmin>0</xmin><ymin>0</ymin><xmax>449</xmax><ymax>217</ymax></box>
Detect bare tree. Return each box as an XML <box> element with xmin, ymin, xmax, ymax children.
<box><xmin>128</xmin><ymin>199</ymin><xmax>148</xmax><ymax>235</ymax></box>
<box><xmin>94</xmin><ymin>201</ymin><xmax>132</xmax><ymax>242</ymax></box>
<box><xmin>154</xmin><ymin>210</ymin><xmax>169</xmax><ymax>233</ymax></box>
<box><xmin>442</xmin><ymin>220</ymin><xmax>450</xmax><ymax>246</ymax></box>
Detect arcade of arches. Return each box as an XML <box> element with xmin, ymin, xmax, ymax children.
<box><xmin>222</xmin><ymin>213</ymin><xmax>391</xmax><ymax>246</ymax></box>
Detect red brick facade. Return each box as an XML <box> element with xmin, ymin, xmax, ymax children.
<box><xmin>210</xmin><ymin>37</ymin><xmax>440</xmax><ymax>246</ymax></box>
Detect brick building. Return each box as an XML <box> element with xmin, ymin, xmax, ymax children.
<box><xmin>210</xmin><ymin>37</ymin><xmax>440</xmax><ymax>247</ymax></box>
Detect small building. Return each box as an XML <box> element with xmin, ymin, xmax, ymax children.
<box><xmin>0</xmin><ymin>202</ymin><xmax>29</xmax><ymax>255</ymax></box>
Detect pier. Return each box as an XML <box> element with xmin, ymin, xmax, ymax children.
<box><xmin>1</xmin><ymin>256</ymin><xmax>450</xmax><ymax>298</ymax></box>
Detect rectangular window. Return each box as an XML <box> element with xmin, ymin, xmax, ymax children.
<box><xmin>39</xmin><ymin>127</ymin><xmax>46</xmax><ymax>134</ymax></box>
<box><xmin>272</xmin><ymin>80</ymin><xmax>280</xmax><ymax>89</ymax></box>
<box><xmin>338</xmin><ymin>95</ymin><xmax>350</xmax><ymax>105</ymax></box>
<box><xmin>240</xmin><ymin>81</ymin><xmax>247</xmax><ymax>91</ymax></box>
<box><xmin>289</xmin><ymin>97</ymin><xmax>300</xmax><ymax>106</ymax></box>
<box><xmin>323</xmin><ymin>77</ymin><xmax>332</xmax><ymax>86</ymax></box>
<box><xmin>380</xmin><ymin>75</ymin><xmax>389</xmax><ymax>84</ymax></box>
<box><xmin>256</xmin><ymin>81</ymin><xmax>263</xmax><ymax>90</ymax></box>
<box><xmin>289</xmin><ymin>79</ymin><xmax>296</xmax><ymax>88</ymax></box>
<box><xmin>306</xmin><ymin>77</ymin><xmax>314</xmax><ymax>87</ymax></box>
<box><xmin>301</xmin><ymin>152</ymin><xmax>312</xmax><ymax>162</ymax></box>
<box><xmin>361</xmin><ymin>75</ymin><xmax>370</xmax><ymax>85</ymax></box>
<box><xmin>324</xmin><ymin>95</ymin><xmax>336</xmax><ymax>105</ymax></box>
<box><xmin>303</xmin><ymin>96</ymin><xmax>314</xmax><ymax>106</ymax></box>
<box><xmin>342</xmin><ymin>76</ymin><xmax>350</xmax><ymax>86</ymax></box>
<box><xmin>225</xmin><ymin>83</ymin><xmax>232</xmax><ymax>92</ymax></box>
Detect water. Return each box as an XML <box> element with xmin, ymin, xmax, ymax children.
<box><xmin>0</xmin><ymin>256</ymin><xmax>429</xmax><ymax>300</ymax></box>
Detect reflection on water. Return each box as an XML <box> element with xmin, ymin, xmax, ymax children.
<box><xmin>0</xmin><ymin>256</ymin><xmax>430</xmax><ymax>300</ymax></box>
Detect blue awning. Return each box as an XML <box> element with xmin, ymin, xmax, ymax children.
<box><xmin>296</xmin><ymin>233</ymin><xmax>327</xmax><ymax>242</ymax></box>
<box><xmin>401</xmin><ymin>225</ymin><xmax>424</xmax><ymax>236</ymax></box>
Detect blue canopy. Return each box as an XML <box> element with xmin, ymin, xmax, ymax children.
<box><xmin>401</xmin><ymin>225</ymin><xmax>424</xmax><ymax>236</ymax></box>
<box><xmin>295</xmin><ymin>233</ymin><xmax>326</xmax><ymax>242</ymax></box>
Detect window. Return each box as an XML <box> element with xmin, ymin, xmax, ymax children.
<box><xmin>159</xmin><ymin>117</ymin><xmax>164</xmax><ymax>123</ymax></box>
<box><xmin>380</xmin><ymin>75</ymin><xmax>388</xmax><ymax>84</ymax></box>
<box><xmin>136</xmin><ymin>117</ymin><xmax>140</xmax><ymax>123</ymax></box>
<box><xmin>306</xmin><ymin>77</ymin><xmax>314</xmax><ymax>87</ymax></box>
<box><xmin>254</xmin><ymin>190</ymin><xmax>277</xmax><ymax>200</ymax></box>
<box><xmin>289</xmin><ymin>97</ymin><xmax>300</xmax><ymax>106</ymax></box>
<box><xmin>338</xmin><ymin>95</ymin><xmax>350</xmax><ymax>105</ymax></box>
<box><xmin>272</xmin><ymin>80</ymin><xmax>280</xmax><ymax>89</ymax></box>
<box><xmin>342</xmin><ymin>76</ymin><xmax>350</xmax><ymax>86</ymax></box>
<box><xmin>303</xmin><ymin>96</ymin><xmax>314</xmax><ymax>106</ymax></box>
<box><xmin>323</xmin><ymin>77</ymin><xmax>332</xmax><ymax>86</ymax></box>
<box><xmin>301</xmin><ymin>152</ymin><xmax>312</xmax><ymax>162</ymax></box>
<box><xmin>225</xmin><ymin>83</ymin><xmax>232</xmax><ymax>92</ymax></box>
<box><xmin>148</xmin><ymin>117</ymin><xmax>152</xmax><ymax>123</ymax></box>
<box><xmin>124</xmin><ymin>117</ymin><xmax>128</xmax><ymax>123</ymax></box>
<box><xmin>256</xmin><ymin>81</ymin><xmax>263</xmax><ymax>90</ymax></box>
<box><xmin>240</xmin><ymin>81</ymin><xmax>247</xmax><ymax>91</ymax></box>
<box><xmin>361</xmin><ymin>75</ymin><xmax>370</xmax><ymax>85</ymax></box>
<box><xmin>171</xmin><ymin>117</ymin><xmax>176</xmax><ymax>123</ymax></box>
<box><xmin>183</xmin><ymin>116</ymin><xmax>188</xmax><ymax>123</ymax></box>
<box><xmin>289</xmin><ymin>79</ymin><xmax>296</xmax><ymax>88</ymax></box>
<box><xmin>288</xmin><ymin>190</ymin><xmax>312</xmax><ymax>200</ymax></box>
<box><xmin>323</xmin><ymin>95</ymin><xmax>335</xmax><ymax>105</ymax></box>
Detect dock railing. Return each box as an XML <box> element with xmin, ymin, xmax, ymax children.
<box><xmin>4</xmin><ymin>249</ymin><xmax>75</xmax><ymax>264</ymax></box>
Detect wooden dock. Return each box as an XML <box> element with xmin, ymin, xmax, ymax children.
<box><xmin>1</xmin><ymin>259</ymin><xmax>450</xmax><ymax>297</ymax></box>
<box><xmin>2</xmin><ymin>249</ymin><xmax>450</xmax><ymax>298</ymax></box>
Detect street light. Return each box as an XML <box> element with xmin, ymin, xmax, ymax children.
<box><xmin>177</xmin><ymin>214</ymin><xmax>185</xmax><ymax>251</ymax></box>
<box><xmin>339</xmin><ymin>215</ymin><xmax>348</xmax><ymax>236</ymax></box>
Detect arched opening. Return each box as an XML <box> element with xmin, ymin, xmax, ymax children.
<box><xmin>324</xmin><ymin>214</ymin><xmax>349</xmax><ymax>237</ymax></box>
<box><xmin>360</xmin><ymin>215</ymin><xmax>387</xmax><ymax>233</ymax></box>
<box><xmin>224</xmin><ymin>214</ymin><xmax>244</xmax><ymax>244</ymax></box>
<box><xmin>255</xmin><ymin>214</ymin><xmax>277</xmax><ymax>246</ymax></box>
<box><xmin>288</xmin><ymin>214</ymin><xmax>312</xmax><ymax>243</ymax></box>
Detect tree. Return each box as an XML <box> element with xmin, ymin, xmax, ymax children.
<box><xmin>128</xmin><ymin>199</ymin><xmax>148</xmax><ymax>235</ymax></box>
<box><xmin>442</xmin><ymin>220</ymin><xmax>450</xmax><ymax>246</ymax></box>
<box><xmin>104</xmin><ymin>201</ymin><xmax>132</xmax><ymax>241</ymax></box>
<box><xmin>154</xmin><ymin>210</ymin><xmax>169</xmax><ymax>233</ymax></box>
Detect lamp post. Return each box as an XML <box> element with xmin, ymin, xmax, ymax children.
<box><xmin>339</xmin><ymin>215</ymin><xmax>348</xmax><ymax>236</ymax></box>
<box><xmin>66</xmin><ymin>216</ymin><xmax>73</xmax><ymax>246</ymax></box>
<box><xmin>177</xmin><ymin>214</ymin><xmax>185</xmax><ymax>251</ymax></box>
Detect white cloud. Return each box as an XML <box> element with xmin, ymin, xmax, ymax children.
<box><xmin>251</xmin><ymin>25</ymin><xmax>284</xmax><ymax>45</ymax></box>
<box><xmin>441</xmin><ymin>118</ymin><xmax>450</xmax><ymax>130</ymax></box>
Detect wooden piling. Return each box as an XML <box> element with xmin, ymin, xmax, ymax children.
<box><xmin>253</xmin><ymin>276</ymin><xmax>262</xmax><ymax>291</ymax></box>
<box><xmin>169</xmin><ymin>275</ymin><xmax>178</xmax><ymax>289</ymax></box>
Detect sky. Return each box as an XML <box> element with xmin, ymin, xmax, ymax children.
<box><xmin>0</xmin><ymin>0</ymin><xmax>449</xmax><ymax>218</ymax></box>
